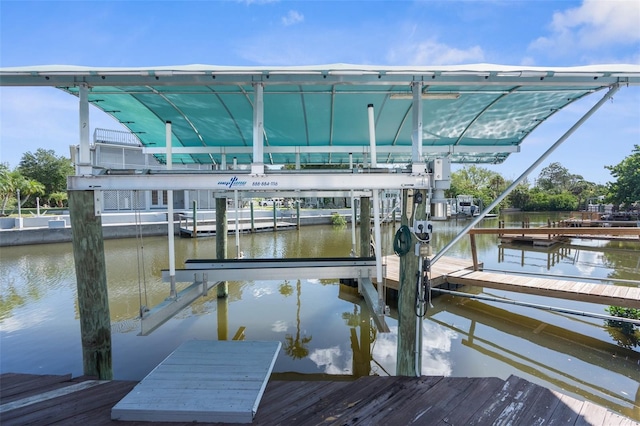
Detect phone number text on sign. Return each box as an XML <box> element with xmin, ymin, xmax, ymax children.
<box><xmin>252</xmin><ymin>181</ymin><xmax>279</xmax><ymax>187</ymax></box>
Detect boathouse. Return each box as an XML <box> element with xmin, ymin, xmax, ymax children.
<box><xmin>1</xmin><ymin>63</ymin><xmax>638</xmax><ymax>387</ymax></box>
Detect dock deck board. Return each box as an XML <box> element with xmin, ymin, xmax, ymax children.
<box><xmin>381</xmin><ymin>255</ymin><xmax>639</xmax><ymax>309</ymax></box>
<box><xmin>1</xmin><ymin>372</ymin><xmax>637</xmax><ymax>425</ymax></box>
<box><xmin>110</xmin><ymin>340</ymin><xmax>281</xmax><ymax>423</ymax></box>
<box><xmin>379</xmin><ymin>255</ymin><xmax>478</xmax><ymax>290</ymax></box>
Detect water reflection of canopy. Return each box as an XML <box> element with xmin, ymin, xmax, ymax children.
<box><xmin>2</xmin><ymin>63</ymin><xmax>639</xmax><ymax>167</ymax></box>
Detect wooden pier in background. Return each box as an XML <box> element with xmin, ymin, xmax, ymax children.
<box><xmin>468</xmin><ymin>226</ymin><xmax>640</xmax><ymax>269</ymax></box>
<box><xmin>1</xmin><ymin>372</ymin><xmax>637</xmax><ymax>425</ymax></box>
<box><xmin>179</xmin><ymin>220</ymin><xmax>296</xmax><ymax>237</ymax></box>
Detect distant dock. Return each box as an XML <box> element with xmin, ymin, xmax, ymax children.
<box><xmin>179</xmin><ymin>219</ymin><xmax>297</xmax><ymax>237</ymax></box>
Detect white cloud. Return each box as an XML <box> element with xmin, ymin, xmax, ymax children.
<box><xmin>387</xmin><ymin>38</ymin><xmax>485</xmax><ymax>65</ymax></box>
<box><xmin>271</xmin><ymin>320</ymin><xmax>288</xmax><ymax>332</ymax></box>
<box><xmin>282</xmin><ymin>10</ymin><xmax>304</xmax><ymax>27</ymax></box>
<box><xmin>252</xmin><ymin>285</ymin><xmax>274</xmax><ymax>298</ymax></box>
<box><xmin>371</xmin><ymin>323</ymin><xmax>458</xmax><ymax>376</ymax></box>
<box><xmin>530</xmin><ymin>0</ymin><xmax>640</xmax><ymax>55</ymax></box>
<box><xmin>309</xmin><ymin>345</ymin><xmax>350</xmax><ymax>374</ymax></box>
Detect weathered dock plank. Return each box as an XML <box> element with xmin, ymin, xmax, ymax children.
<box><xmin>0</xmin><ymin>373</ymin><xmax>72</xmax><ymax>401</ymax></box>
<box><xmin>380</xmin><ymin>255</ymin><xmax>478</xmax><ymax>290</ymax></box>
<box><xmin>0</xmin><ymin>373</ymin><xmax>638</xmax><ymax>425</ymax></box>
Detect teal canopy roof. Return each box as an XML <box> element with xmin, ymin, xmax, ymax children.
<box><xmin>2</xmin><ymin>64</ymin><xmax>638</xmax><ymax>167</ymax></box>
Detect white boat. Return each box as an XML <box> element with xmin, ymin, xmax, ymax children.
<box><xmin>456</xmin><ymin>195</ymin><xmax>479</xmax><ymax>217</ymax></box>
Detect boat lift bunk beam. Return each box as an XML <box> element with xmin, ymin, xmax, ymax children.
<box><xmin>154</xmin><ymin>257</ymin><xmax>390</xmax><ymax>333</ymax></box>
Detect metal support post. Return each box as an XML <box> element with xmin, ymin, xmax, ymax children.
<box><xmin>78</xmin><ymin>84</ymin><xmax>92</xmax><ymax>175</ymax></box>
<box><xmin>252</xmin><ymin>83</ymin><xmax>265</xmax><ymax>175</ymax></box>
<box><xmin>166</xmin><ymin>121</ymin><xmax>176</xmax><ymax>299</ymax></box>
<box><xmin>367</xmin><ymin>104</ymin><xmax>377</xmax><ymax>168</ymax></box>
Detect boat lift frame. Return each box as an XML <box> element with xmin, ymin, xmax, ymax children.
<box><xmin>4</xmin><ymin>64</ymin><xmax>637</xmax><ymax>379</ymax></box>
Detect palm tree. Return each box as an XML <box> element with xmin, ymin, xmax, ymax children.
<box><xmin>0</xmin><ymin>169</ymin><xmax>45</xmax><ymax>213</ymax></box>
<box><xmin>0</xmin><ymin>166</ymin><xmax>12</xmax><ymax>214</ymax></box>
<box><xmin>48</xmin><ymin>192</ymin><xmax>68</xmax><ymax>208</ymax></box>
<box><xmin>283</xmin><ymin>280</ymin><xmax>312</xmax><ymax>360</ymax></box>
<box><xmin>17</xmin><ymin>177</ymin><xmax>45</xmax><ymax>208</ymax></box>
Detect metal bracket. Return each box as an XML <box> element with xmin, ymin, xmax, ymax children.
<box><xmin>93</xmin><ymin>190</ymin><xmax>102</xmax><ymax>216</ymax></box>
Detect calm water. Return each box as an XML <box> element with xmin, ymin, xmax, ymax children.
<box><xmin>1</xmin><ymin>212</ymin><xmax>639</xmax><ymax>419</ymax></box>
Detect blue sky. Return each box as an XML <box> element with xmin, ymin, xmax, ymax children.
<box><xmin>1</xmin><ymin>0</ymin><xmax>639</xmax><ymax>184</ymax></box>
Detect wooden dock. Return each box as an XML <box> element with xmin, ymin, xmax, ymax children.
<box><xmin>445</xmin><ymin>269</ymin><xmax>640</xmax><ymax>309</ymax></box>
<box><xmin>111</xmin><ymin>340</ymin><xmax>281</xmax><ymax>423</ymax></box>
<box><xmin>179</xmin><ymin>220</ymin><xmax>296</xmax><ymax>237</ymax></box>
<box><xmin>1</xmin><ymin>372</ymin><xmax>637</xmax><ymax>425</ymax></box>
<box><xmin>381</xmin><ymin>255</ymin><xmax>640</xmax><ymax>309</ymax></box>
<box><xmin>499</xmin><ymin>234</ymin><xmax>569</xmax><ymax>247</ymax></box>
<box><xmin>470</xmin><ymin>226</ymin><xmax>640</xmax><ymax>242</ymax></box>
<box><xmin>379</xmin><ymin>255</ymin><xmax>479</xmax><ymax>290</ymax></box>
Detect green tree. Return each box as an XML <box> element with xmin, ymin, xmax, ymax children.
<box><xmin>16</xmin><ymin>176</ymin><xmax>45</xmax><ymax>208</ymax></box>
<box><xmin>605</xmin><ymin>145</ymin><xmax>640</xmax><ymax>208</ymax></box>
<box><xmin>0</xmin><ymin>164</ymin><xmax>14</xmax><ymax>214</ymax></box>
<box><xmin>448</xmin><ymin>165</ymin><xmax>509</xmax><ymax>213</ymax></box>
<box><xmin>524</xmin><ymin>189</ymin><xmax>549</xmax><ymax>211</ymax></box>
<box><xmin>548</xmin><ymin>192</ymin><xmax>578</xmax><ymax>211</ymax></box>
<box><xmin>18</xmin><ymin>149</ymin><xmax>74</xmax><ymax>205</ymax></box>
<box><xmin>49</xmin><ymin>192</ymin><xmax>69</xmax><ymax>208</ymax></box>
<box><xmin>536</xmin><ymin>162</ymin><xmax>572</xmax><ymax>194</ymax></box>
<box><xmin>0</xmin><ymin>167</ymin><xmax>44</xmax><ymax>214</ymax></box>
<box><xmin>507</xmin><ymin>180</ymin><xmax>531</xmax><ymax>210</ymax></box>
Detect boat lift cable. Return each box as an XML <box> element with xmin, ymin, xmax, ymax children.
<box><xmin>431</xmin><ymin>287</ymin><xmax>640</xmax><ymax>326</ymax></box>
<box><xmin>482</xmin><ymin>268</ymin><xmax>640</xmax><ymax>287</ymax></box>
<box><xmin>429</xmin><ymin>84</ymin><xmax>621</xmax><ymax>268</ymax></box>
<box><xmin>134</xmin><ymin>196</ymin><xmax>148</xmax><ymax>317</ymax></box>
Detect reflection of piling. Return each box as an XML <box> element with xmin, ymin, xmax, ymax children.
<box><xmin>217</xmin><ymin>297</ymin><xmax>228</xmax><ymax>341</ymax></box>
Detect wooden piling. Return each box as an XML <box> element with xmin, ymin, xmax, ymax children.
<box><xmin>68</xmin><ymin>190</ymin><xmax>112</xmax><ymax>380</ymax></box>
<box><xmin>360</xmin><ymin>197</ymin><xmax>371</xmax><ymax>256</ymax></box>
<box><xmin>273</xmin><ymin>203</ymin><xmax>277</xmax><ymax>231</ymax></box>
<box><xmin>250</xmin><ymin>201</ymin><xmax>255</xmax><ymax>233</ymax></box>
<box><xmin>396</xmin><ymin>189</ymin><xmax>424</xmax><ymax>377</ymax></box>
<box><xmin>216</xmin><ymin>197</ymin><xmax>228</xmax><ymax>298</ymax></box>
<box><xmin>470</xmin><ymin>233</ymin><xmax>479</xmax><ymax>271</ymax></box>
